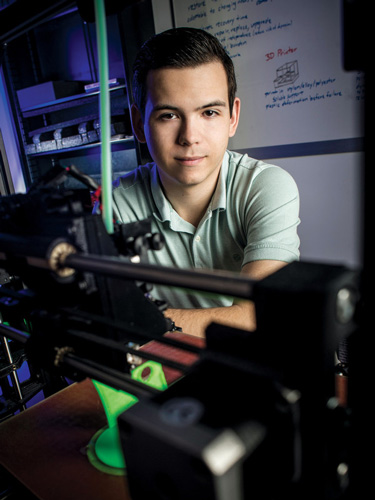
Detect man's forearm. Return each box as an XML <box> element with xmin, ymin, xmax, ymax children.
<box><xmin>164</xmin><ymin>260</ymin><xmax>288</xmax><ymax>338</ymax></box>
<box><xmin>164</xmin><ymin>301</ymin><xmax>256</xmax><ymax>338</ymax></box>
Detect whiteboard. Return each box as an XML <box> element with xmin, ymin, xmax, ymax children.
<box><xmin>171</xmin><ymin>0</ymin><xmax>364</xmax><ymax>153</ymax></box>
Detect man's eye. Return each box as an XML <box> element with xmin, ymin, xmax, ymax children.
<box><xmin>203</xmin><ymin>110</ymin><xmax>218</xmax><ymax>117</ymax></box>
<box><xmin>160</xmin><ymin>113</ymin><xmax>177</xmax><ymax>120</ymax></box>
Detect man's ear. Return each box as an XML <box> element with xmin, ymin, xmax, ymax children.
<box><xmin>229</xmin><ymin>97</ymin><xmax>241</xmax><ymax>138</ymax></box>
<box><xmin>131</xmin><ymin>103</ymin><xmax>147</xmax><ymax>143</ymax></box>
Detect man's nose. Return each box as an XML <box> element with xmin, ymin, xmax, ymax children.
<box><xmin>177</xmin><ymin>117</ymin><xmax>200</xmax><ymax>146</ymax></box>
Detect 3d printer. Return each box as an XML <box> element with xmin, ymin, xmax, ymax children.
<box><xmin>0</xmin><ymin>162</ymin><xmax>361</xmax><ymax>499</ymax></box>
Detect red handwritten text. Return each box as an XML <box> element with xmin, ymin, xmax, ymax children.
<box><xmin>266</xmin><ymin>46</ymin><xmax>297</xmax><ymax>61</ymax></box>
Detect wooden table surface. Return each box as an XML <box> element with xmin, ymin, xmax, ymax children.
<box><xmin>0</xmin><ymin>378</ymin><xmax>133</xmax><ymax>499</ymax></box>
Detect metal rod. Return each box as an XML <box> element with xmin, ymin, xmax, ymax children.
<box><xmin>61</xmin><ymin>307</ymin><xmax>203</xmax><ymax>355</ymax></box>
<box><xmin>63</xmin><ymin>353</ymin><xmax>159</xmax><ymax>398</ymax></box>
<box><xmin>65</xmin><ymin>253</ymin><xmax>255</xmax><ymax>300</ymax></box>
<box><xmin>0</xmin><ymin>330</ymin><xmax>26</xmax><ymax>410</ymax></box>
<box><xmin>0</xmin><ymin>323</ymin><xmax>29</xmax><ymax>344</ymax></box>
<box><xmin>67</xmin><ymin>327</ymin><xmax>194</xmax><ymax>374</ymax></box>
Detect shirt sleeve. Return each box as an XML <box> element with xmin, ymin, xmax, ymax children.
<box><xmin>242</xmin><ymin>165</ymin><xmax>300</xmax><ymax>265</ymax></box>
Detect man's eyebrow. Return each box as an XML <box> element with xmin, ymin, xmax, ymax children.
<box><xmin>198</xmin><ymin>100</ymin><xmax>227</xmax><ymax>110</ymax></box>
<box><xmin>151</xmin><ymin>100</ymin><xmax>227</xmax><ymax>112</ymax></box>
<box><xmin>151</xmin><ymin>104</ymin><xmax>179</xmax><ymax>112</ymax></box>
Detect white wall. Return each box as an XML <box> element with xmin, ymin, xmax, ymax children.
<box><xmin>269</xmin><ymin>153</ymin><xmax>363</xmax><ymax>268</ymax></box>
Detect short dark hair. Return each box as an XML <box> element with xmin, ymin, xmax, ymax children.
<box><xmin>132</xmin><ymin>27</ymin><xmax>237</xmax><ymax>116</ymax></box>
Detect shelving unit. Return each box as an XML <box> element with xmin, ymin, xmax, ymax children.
<box><xmin>1</xmin><ymin>2</ymin><xmax>152</xmax><ymax>190</ymax></box>
<box><xmin>21</xmin><ymin>84</ymin><xmax>133</xmax><ymax>156</ymax></box>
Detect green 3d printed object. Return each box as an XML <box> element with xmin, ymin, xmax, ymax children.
<box><xmin>87</xmin><ymin>361</ymin><xmax>167</xmax><ymax>475</ymax></box>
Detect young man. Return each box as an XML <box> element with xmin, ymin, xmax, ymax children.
<box><xmin>112</xmin><ymin>27</ymin><xmax>300</xmax><ymax>337</ymax></box>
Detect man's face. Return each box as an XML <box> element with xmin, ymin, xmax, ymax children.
<box><xmin>132</xmin><ymin>61</ymin><xmax>240</xmax><ymax>193</ymax></box>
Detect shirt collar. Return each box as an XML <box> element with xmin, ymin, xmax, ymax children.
<box><xmin>211</xmin><ymin>150</ymin><xmax>228</xmax><ymax>212</ymax></box>
<box><xmin>151</xmin><ymin>151</ymin><xmax>229</xmax><ymax>223</ymax></box>
<box><xmin>150</xmin><ymin>164</ymin><xmax>173</xmax><ymax>223</ymax></box>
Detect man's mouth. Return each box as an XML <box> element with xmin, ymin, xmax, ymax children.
<box><xmin>175</xmin><ymin>156</ymin><xmax>205</xmax><ymax>165</ymax></box>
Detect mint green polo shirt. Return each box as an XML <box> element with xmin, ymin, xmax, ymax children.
<box><xmin>112</xmin><ymin>150</ymin><xmax>300</xmax><ymax>308</ymax></box>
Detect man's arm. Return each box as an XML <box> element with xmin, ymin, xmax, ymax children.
<box><xmin>164</xmin><ymin>260</ymin><xmax>288</xmax><ymax>338</ymax></box>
